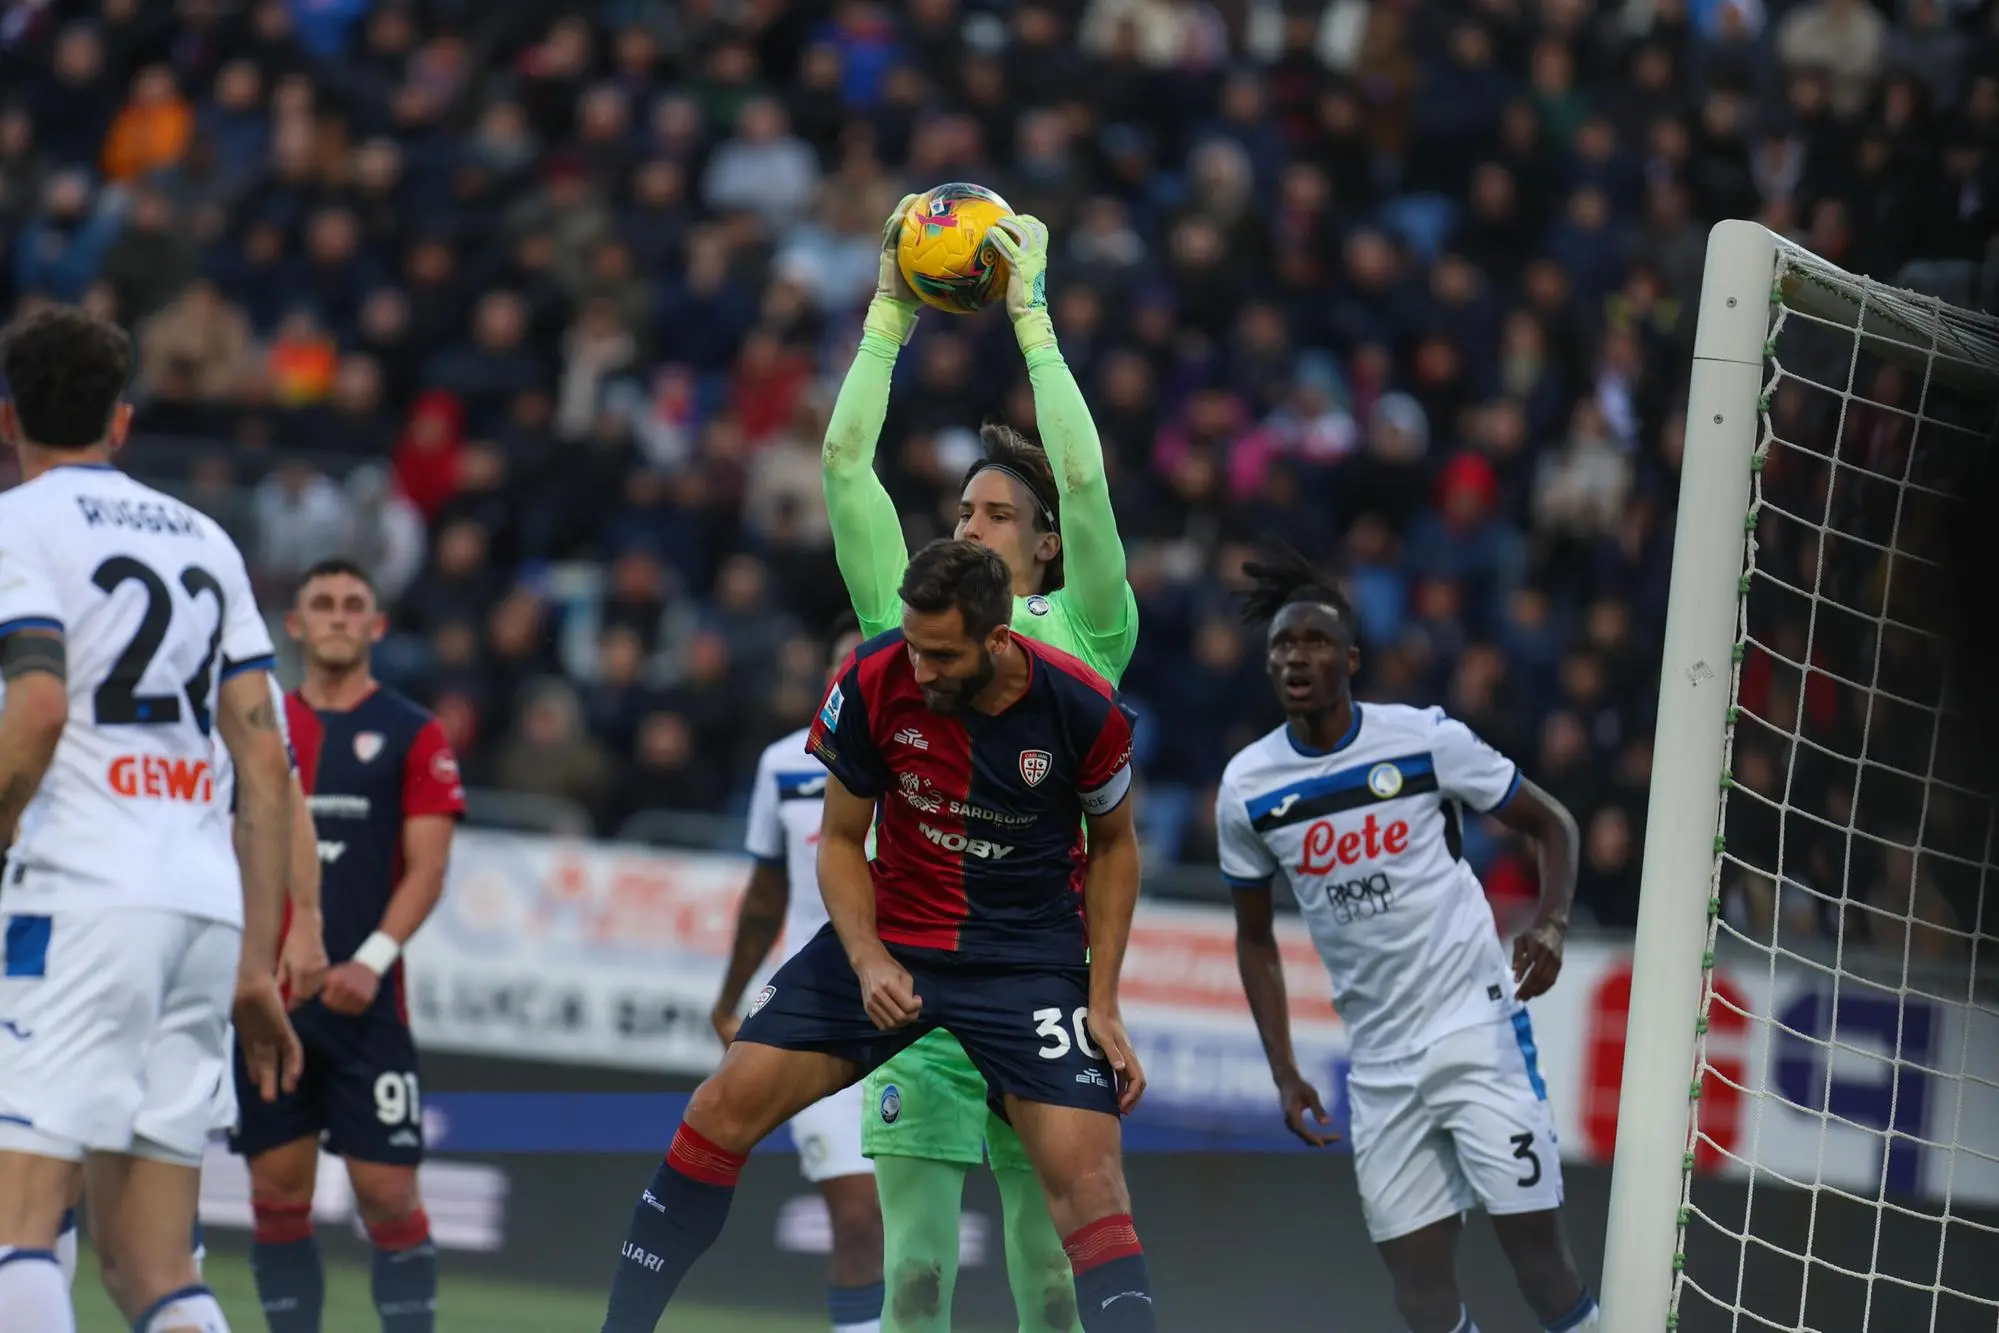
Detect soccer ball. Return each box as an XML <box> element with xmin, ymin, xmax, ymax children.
<box><xmin>896</xmin><ymin>182</ymin><xmax>1013</xmax><ymax>314</ymax></box>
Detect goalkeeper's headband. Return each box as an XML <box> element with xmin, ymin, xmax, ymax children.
<box><xmin>972</xmin><ymin>462</ymin><xmax>1057</xmax><ymax>530</ymax></box>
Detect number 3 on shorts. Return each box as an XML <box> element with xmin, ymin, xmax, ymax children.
<box><xmin>1032</xmin><ymin>1007</ymin><xmax>1101</xmax><ymax>1061</ymax></box>
<box><xmin>374</xmin><ymin>1071</ymin><xmax>422</xmax><ymax>1125</ymax></box>
<box><xmin>1510</xmin><ymin>1130</ymin><xmax>1543</xmax><ymax>1188</ymax></box>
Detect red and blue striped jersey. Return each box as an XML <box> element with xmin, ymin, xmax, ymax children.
<box><xmin>285</xmin><ymin>685</ymin><xmax>465</xmax><ymax>1018</ymax></box>
<box><xmin>806</xmin><ymin>629</ymin><xmax>1137</xmax><ymax>964</ymax></box>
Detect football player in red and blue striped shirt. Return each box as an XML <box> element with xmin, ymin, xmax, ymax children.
<box><xmin>602</xmin><ymin>540</ymin><xmax>1158</xmax><ymax>1333</ymax></box>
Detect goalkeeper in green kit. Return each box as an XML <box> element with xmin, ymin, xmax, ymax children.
<box><xmin>821</xmin><ymin>197</ymin><xmax>1138</xmax><ymax>1333</ymax></box>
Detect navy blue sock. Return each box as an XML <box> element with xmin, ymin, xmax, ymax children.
<box><xmin>1063</xmin><ymin>1215</ymin><xmax>1156</xmax><ymax>1333</ymax></box>
<box><xmin>602</xmin><ymin>1124</ymin><xmax>746</xmax><ymax>1332</ymax></box>
<box><xmin>829</xmin><ymin>1278</ymin><xmax>885</xmax><ymax>1329</ymax></box>
<box><xmin>367</xmin><ymin>1211</ymin><xmax>437</xmax><ymax>1332</ymax></box>
<box><xmin>251</xmin><ymin>1204</ymin><xmax>324</xmax><ymax>1333</ymax></box>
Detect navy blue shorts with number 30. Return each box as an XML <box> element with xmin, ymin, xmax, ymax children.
<box><xmin>738</xmin><ymin>924</ymin><xmax>1121</xmax><ymax>1120</ymax></box>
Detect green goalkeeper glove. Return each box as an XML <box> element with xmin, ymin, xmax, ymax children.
<box><xmin>989</xmin><ymin>214</ymin><xmax>1057</xmax><ymax>355</ymax></box>
<box><xmin>864</xmin><ymin>192</ymin><xmax>923</xmax><ymax>347</ymax></box>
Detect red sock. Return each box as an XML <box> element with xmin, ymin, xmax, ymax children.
<box><xmin>1062</xmin><ymin>1213</ymin><xmax>1144</xmax><ymax>1274</ymax></box>
<box><xmin>1063</xmin><ymin>1214</ymin><xmax>1155</xmax><ymax>1331</ymax></box>
<box><xmin>365</xmin><ymin>1208</ymin><xmax>431</xmax><ymax>1252</ymax></box>
<box><xmin>252</xmin><ymin>1201</ymin><xmax>314</xmax><ymax>1246</ymax></box>
<box><xmin>665</xmin><ymin>1123</ymin><xmax>748</xmax><ymax>1187</ymax></box>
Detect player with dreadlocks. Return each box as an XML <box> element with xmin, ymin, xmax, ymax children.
<box><xmin>1219</xmin><ymin>542</ymin><xmax>1603</xmax><ymax>1333</ymax></box>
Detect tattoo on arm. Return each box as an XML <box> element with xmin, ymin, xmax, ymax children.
<box><xmin>243</xmin><ymin>698</ymin><xmax>278</xmax><ymax>731</ymax></box>
<box><xmin>0</xmin><ymin>634</ymin><xmax>65</xmax><ymax>683</ymax></box>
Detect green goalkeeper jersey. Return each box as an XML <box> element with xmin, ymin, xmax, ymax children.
<box><xmin>825</xmin><ymin>330</ymin><xmax>1135</xmax><ymax>1185</ymax></box>
<box><xmin>822</xmin><ymin>334</ymin><xmax>1138</xmax><ymax>680</ymax></box>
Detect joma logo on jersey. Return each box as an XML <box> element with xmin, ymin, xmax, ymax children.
<box><xmin>1297</xmin><ymin>812</ymin><xmax>1409</xmax><ymax>875</ymax></box>
<box><xmin>918</xmin><ymin>823</ymin><xmax>1015</xmax><ymax>859</ymax></box>
<box><xmin>106</xmin><ymin>755</ymin><xmax>214</xmax><ymax>803</ymax></box>
<box><xmin>317</xmin><ymin>841</ymin><xmax>347</xmax><ymax>864</ymax></box>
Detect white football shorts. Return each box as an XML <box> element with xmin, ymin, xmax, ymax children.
<box><xmin>0</xmin><ymin>906</ymin><xmax>241</xmax><ymax>1166</ymax></box>
<box><xmin>789</xmin><ymin>1079</ymin><xmax>872</xmax><ymax>1184</ymax></box>
<box><xmin>1346</xmin><ymin>1014</ymin><xmax>1565</xmax><ymax>1242</ymax></box>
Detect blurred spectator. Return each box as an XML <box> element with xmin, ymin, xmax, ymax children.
<box><xmin>13</xmin><ymin>169</ymin><xmax>125</xmax><ymax>302</ymax></box>
<box><xmin>30</xmin><ymin>23</ymin><xmax>114</xmax><ymax>167</ymax></box>
<box><xmin>0</xmin><ymin>107</ymin><xmax>46</xmax><ymax>231</ymax></box>
<box><xmin>606</xmin><ymin>710</ymin><xmax>717</xmax><ymax>831</ymax></box>
<box><xmin>99</xmin><ymin>187</ymin><xmax>194</xmax><ymax>324</ymax></box>
<box><xmin>1777</xmin><ymin>0</ymin><xmax>1888</xmax><ymax>118</ymax></box>
<box><xmin>344</xmin><ymin>463</ymin><xmax>426</xmax><ymax>605</ymax></box>
<box><xmin>394</xmin><ymin>390</ymin><xmax>467</xmax><ymax>521</ymax></box>
<box><xmin>253</xmin><ymin>458</ymin><xmax>354</xmax><ymax>590</ymax></box>
<box><xmin>139</xmin><ymin>279</ymin><xmax>251</xmax><ymax>400</ymax></box>
<box><xmin>700</xmin><ymin>97</ymin><xmax>821</xmax><ymax>233</ymax></box>
<box><xmin>493</xmin><ymin>678</ymin><xmax>615</xmax><ymax>816</ymax></box>
<box><xmin>266</xmin><ymin>309</ymin><xmax>339</xmax><ymax>407</ymax></box>
<box><xmin>102</xmin><ymin>64</ymin><xmax>193</xmax><ymax>182</ymax></box>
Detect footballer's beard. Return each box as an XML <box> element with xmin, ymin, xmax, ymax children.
<box><xmin>306</xmin><ymin>635</ymin><xmax>369</xmax><ymax>674</ymax></box>
<box><xmin>921</xmin><ymin>651</ymin><xmax>997</xmax><ymax>714</ymax></box>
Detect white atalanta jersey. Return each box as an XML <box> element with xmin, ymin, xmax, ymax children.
<box><xmin>0</xmin><ymin>463</ymin><xmax>274</xmax><ymax>926</ymax></box>
<box><xmin>1216</xmin><ymin>703</ymin><xmax>1525</xmax><ymax>1064</ymax></box>
<box><xmin>743</xmin><ymin>726</ymin><xmax>831</xmax><ymax>962</ymax></box>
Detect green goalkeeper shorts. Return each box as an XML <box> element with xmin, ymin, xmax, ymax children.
<box><xmin>861</xmin><ymin>1029</ymin><xmax>1034</xmax><ymax>1174</ymax></box>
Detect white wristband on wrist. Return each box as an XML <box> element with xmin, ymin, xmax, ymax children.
<box><xmin>351</xmin><ymin>930</ymin><xmax>401</xmax><ymax>977</ymax></box>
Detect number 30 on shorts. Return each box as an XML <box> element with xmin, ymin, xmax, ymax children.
<box><xmin>1032</xmin><ymin>1007</ymin><xmax>1101</xmax><ymax>1061</ymax></box>
<box><xmin>373</xmin><ymin>1071</ymin><xmax>422</xmax><ymax>1126</ymax></box>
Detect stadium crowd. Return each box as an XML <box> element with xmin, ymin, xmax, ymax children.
<box><xmin>0</xmin><ymin>0</ymin><xmax>1994</xmax><ymax>935</ymax></box>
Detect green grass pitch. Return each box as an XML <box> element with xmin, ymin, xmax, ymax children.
<box><xmin>71</xmin><ymin>1246</ymin><xmax>827</xmax><ymax>1332</ymax></box>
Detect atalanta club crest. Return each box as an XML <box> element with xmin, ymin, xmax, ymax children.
<box><xmin>1019</xmin><ymin>749</ymin><xmax>1052</xmax><ymax>787</ymax></box>
<box><xmin>879</xmin><ymin>1083</ymin><xmax>901</xmax><ymax>1124</ymax></box>
<box><xmin>354</xmin><ymin>731</ymin><xmax>384</xmax><ymax>764</ymax></box>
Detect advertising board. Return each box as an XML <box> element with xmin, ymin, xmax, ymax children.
<box><xmin>407</xmin><ymin>833</ymin><xmax>1999</xmax><ymax>1205</ymax></box>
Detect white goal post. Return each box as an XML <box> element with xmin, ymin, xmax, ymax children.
<box><xmin>1601</xmin><ymin>220</ymin><xmax>1999</xmax><ymax>1331</ymax></box>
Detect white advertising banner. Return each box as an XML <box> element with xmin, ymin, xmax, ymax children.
<box><xmin>405</xmin><ymin>830</ymin><xmax>746</xmax><ymax>1073</ymax></box>
<box><xmin>410</xmin><ymin>833</ymin><xmax>1999</xmax><ymax>1206</ymax></box>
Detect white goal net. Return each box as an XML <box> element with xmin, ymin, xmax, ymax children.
<box><xmin>1602</xmin><ymin>221</ymin><xmax>1999</xmax><ymax>1333</ymax></box>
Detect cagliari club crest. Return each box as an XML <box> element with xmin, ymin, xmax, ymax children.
<box><xmin>1018</xmin><ymin>749</ymin><xmax>1052</xmax><ymax>787</ymax></box>
<box><xmin>354</xmin><ymin>731</ymin><xmax>385</xmax><ymax>763</ymax></box>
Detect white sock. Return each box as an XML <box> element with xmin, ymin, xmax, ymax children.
<box><xmin>136</xmin><ymin>1284</ymin><xmax>229</xmax><ymax>1332</ymax></box>
<box><xmin>55</xmin><ymin>1217</ymin><xmax>77</xmax><ymax>1288</ymax></box>
<box><xmin>833</xmin><ymin>1322</ymin><xmax>882</xmax><ymax>1333</ymax></box>
<box><xmin>0</xmin><ymin>1246</ymin><xmax>76</xmax><ymax>1332</ymax></box>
